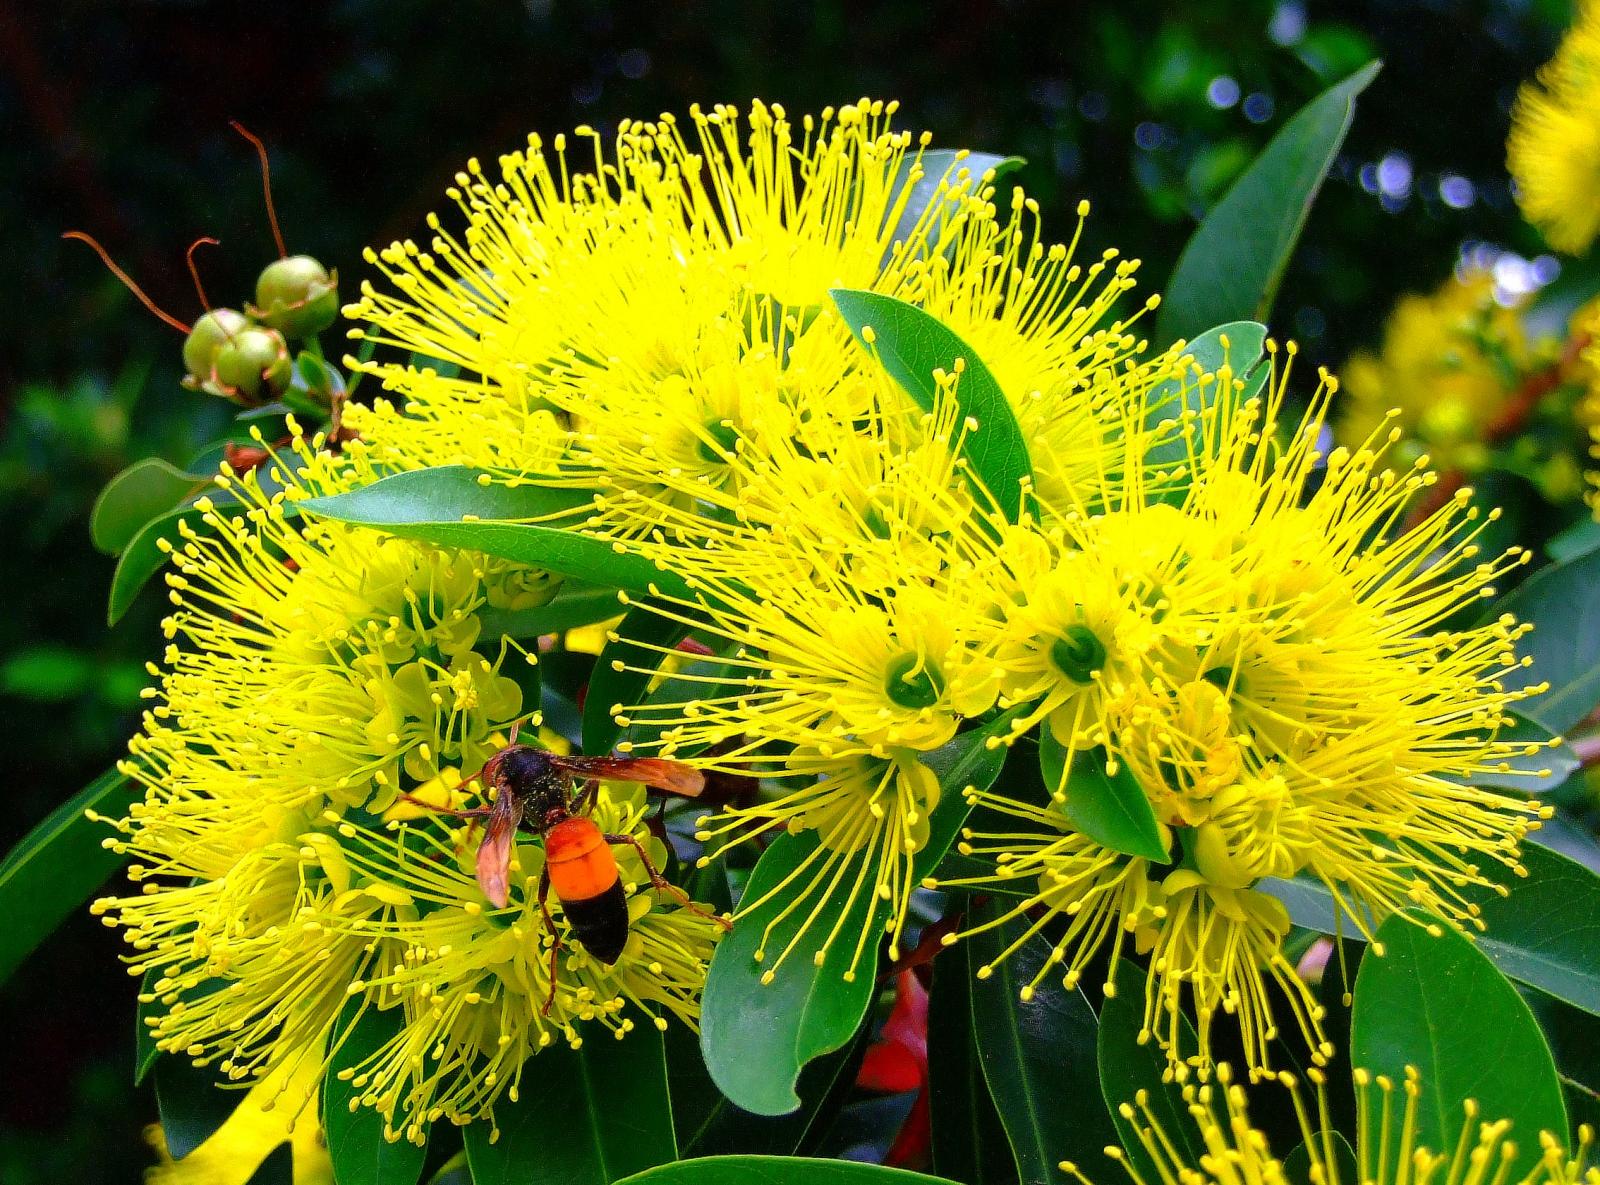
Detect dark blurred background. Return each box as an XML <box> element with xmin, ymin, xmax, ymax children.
<box><xmin>0</xmin><ymin>0</ymin><xmax>1573</xmax><ymax>1178</ymax></box>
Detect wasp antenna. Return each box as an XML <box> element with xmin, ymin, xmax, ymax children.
<box><xmin>184</xmin><ymin>236</ymin><xmax>222</xmax><ymax>313</ymax></box>
<box><xmin>62</xmin><ymin>231</ymin><xmax>190</xmax><ymax>334</ymax></box>
<box><xmin>229</xmin><ymin>120</ymin><xmax>287</xmax><ymax>258</ymax></box>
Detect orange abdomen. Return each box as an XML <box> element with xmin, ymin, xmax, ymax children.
<box><xmin>544</xmin><ymin>817</ymin><xmax>620</xmax><ymax>904</ymax></box>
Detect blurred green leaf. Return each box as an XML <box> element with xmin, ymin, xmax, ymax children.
<box><xmin>1039</xmin><ymin>735</ymin><xmax>1168</xmax><ymax>861</ymax></box>
<box><xmin>154</xmin><ymin>1055</ymin><xmax>239</xmax><ymax>1162</ymax></box>
<box><xmin>1351</xmin><ymin>912</ymin><xmax>1565</xmax><ymax>1179</ymax></box>
<box><xmin>300</xmin><ymin>467</ymin><xmax>694</xmax><ymax>600</ymax></box>
<box><xmin>968</xmin><ymin>898</ymin><xmax>1115</xmax><ymax>1185</ymax></box>
<box><xmin>0</xmin><ymin>767</ymin><xmax>134</xmax><ymax>987</ymax></box>
<box><xmin>478</xmin><ymin>584</ymin><xmax>622</xmax><ymax>639</ymax></box>
<box><xmin>0</xmin><ymin>646</ymin><xmax>96</xmax><ymax>702</ymax></box>
<box><xmin>1548</xmin><ymin>517</ymin><xmax>1600</xmax><ymax>563</ymax></box>
<box><xmin>89</xmin><ymin>457</ymin><xmax>207</xmax><ymax>555</ymax></box>
<box><xmin>1458</xmin><ymin>712</ymin><xmax>1578</xmax><ymax>794</ymax></box>
<box><xmin>831</xmin><ymin>289</ymin><xmax>1032</xmax><ymax>519</ymax></box>
<box><xmin>888</xmin><ymin>150</ymin><xmax>1026</xmax><ymax>254</ymax></box>
<box><xmin>1156</xmin><ymin>62</ymin><xmax>1380</xmax><ymax>345</ymax></box>
<box><xmin>462</xmin><ymin>1028</ymin><xmax>675</xmax><ymax>1185</ymax></box>
<box><xmin>322</xmin><ymin>998</ymin><xmax>426</xmax><ymax>1185</ymax></box>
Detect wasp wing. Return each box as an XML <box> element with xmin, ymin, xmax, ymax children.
<box><xmin>475</xmin><ymin>793</ymin><xmax>523</xmax><ymax>908</ymax></box>
<box><xmin>551</xmin><ymin>755</ymin><xmax>706</xmax><ymax>798</ymax></box>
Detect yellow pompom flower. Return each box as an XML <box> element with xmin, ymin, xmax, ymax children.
<box><xmin>93</xmin><ymin>442</ymin><xmax>723</xmax><ymax>1143</ymax></box>
<box><xmin>935</xmin><ymin>346</ymin><xmax>1550</xmax><ymax>1073</ymax></box>
<box><xmin>1509</xmin><ymin>5</ymin><xmax>1600</xmax><ymax>254</ymax></box>
<box><xmin>1071</xmin><ymin>1065</ymin><xmax>1596</xmax><ymax>1185</ymax></box>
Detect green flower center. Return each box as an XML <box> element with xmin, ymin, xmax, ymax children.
<box><xmin>1050</xmin><ymin>625</ymin><xmax>1107</xmax><ymax>683</ymax></box>
<box><xmin>697</xmin><ymin>419</ymin><xmax>741</xmax><ymax>463</ymax></box>
<box><xmin>884</xmin><ymin>652</ymin><xmax>946</xmax><ymax>709</ymax></box>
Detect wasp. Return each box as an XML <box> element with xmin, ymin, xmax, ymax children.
<box><xmin>400</xmin><ymin>725</ymin><xmax>730</xmax><ymax>1010</ymax></box>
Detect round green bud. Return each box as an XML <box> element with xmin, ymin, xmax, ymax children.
<box><xmin>181</xmin><ymin>308</ymin><xmax>249</xmax><ymax>381</ymax></box>
<box><xmin>251</xmin><ymin>255</ymin><xmax>339</xmax><ymax>338</ymax></box>
<box><xmin>211</xmin><ymin>325</ymin><xmax>292</xmax><ymax>406</ymax></box>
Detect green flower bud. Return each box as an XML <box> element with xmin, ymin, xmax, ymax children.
<box><xmin>250</xmin><ymin>255</ymin><xmax>339</xmax><ymax>338</ymax></box>
<box><xmin>181</xmin><ymin>308</ymin><xmax>249</xmax><ymax>382</ymax></box>
<box><xmin>209</xmin><ymin>325</ymin><xmax>292</xmax><ymax>406</ymax></box>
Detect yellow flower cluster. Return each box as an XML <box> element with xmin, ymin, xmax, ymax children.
<box><xmin>1510</xmin><ymin>3</ymin><xmax>1600</xmax><ymax>255</ymax></box>
<box><xmin>94</xmin><ymin>443</ymin><xmax>721</xmax><ymax>1143</ymax></box>
<box><xmin>103</xmin><ymin>97</ymin><xmax>1554</xmax><ymax>1157</ymax></box>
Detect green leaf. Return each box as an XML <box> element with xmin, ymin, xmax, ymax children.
<box><xmin>1144</xmin><ymin>321</ymin><xmax>1269</xmax><ymax>472</ymax></box>
<box><xmin>1351</xmin><ymin>912</ymin><xmax>1566</xmax><ymax>1178</ymax></box>
<box><xmin>462</xmin><ymin>1028</ymin><xmax>675</xmax><ymax>1185</ymax></box>
<box><xmin>888</xmin><ymin>150</ymin><xmax>1026</xmax><ymax>255</ymax></box>
<box><xmin>1282</xmin><ymin>1131</ymin><xmax>1356</xmax><ymax>1185</ymax></box>
<box><xmin>615</xmin><ymin>1157</ymin><xmax>962</xmax><ymax>1185</ymax></box>
<box><xmin>830</xmin><ymin>289</ymin><xmax>1032</xmax><ymax>519</ymax></box>
<box><xmin>300</xmin><ymin>467</ymin><xmax>695</xmax><ymax>600</ymax></box>
<box><xmin>583</xmin><ymin>600</ymin><xmax>691</xmax><ymax>755</ymax></box>
<box><xmin>0</xmin><ymin>768</ymin><xmax>135</xmax><ymax>987</ymax></box>
<box><xmin>1266</xmin><ymin>842</ymin><xmax>1600</xmax><ymax>1016</ymax></box>
<box><xmin>1098</xmin><ymin>962</ymin><xmax>1202</xmax><ymax>1181</ymax></box>
<box><xmin>1156</xmin><ymin>62</ymin><xmax>1381</xmax><ymax>345</ymax></box>
<box><xmin>1548</xmin><ymin>517</ymin><xmax>1600</xmax><ymax>563</ymax></box>
<box><xmin>929</xmin><ymin>940</ymin><xmax>1021</xmax><ymax>1185</ymax></box>
<box><xmin>322</xmin><ymin>998</ymin><xmax>426</xmax><ymax>1185</ymax></box>
<box><xmin>90</xmin><ymin>457</ymin><xmax>208</xmax><ymax>555</ymax></box>
<box><xmin>1039</xmin><ymin>735</ymin><xmax>1169</xmax><ymax>862</ymax></box>
<box><xmin>478</xmin><ymin>584</ymin><xmax>623</xmax><ymax>639</ymax></box>
<box><xmin>700</xmin><ymin>712</ymin><xmax>1020</xmax><ymax>1116</ymax></box>
<box><xmin>155</xmin><ymin>1055</ymin><xmax>240</xmax><ymax>1161</ymax></box>
<box><xmin>968</xmin><ymin>898</ymin><xmax>1116</xmax><ymax>1185</ymax></box>
<box><xmin>1488</xmin><ymin>548</ymin><xmax>1600</xmax><ymax>734</ymax></box>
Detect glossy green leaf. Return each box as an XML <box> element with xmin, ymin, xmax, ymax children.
<box><xmin>615</xmin><ymin>1157</ymin><xmax>962</xmax><ymax>1185</ymax></box>
<box><xmin>478</xmin><ymin>584</ymin><xmax>623</xmax><ymax>639</ymax></box>
<box><xmin>90</xmin><ymin>457</ymin><xmax>208</xmax><ymax>555</ymax></box>
<box><xmin>830</xmin><ymin>289</ymin><xmax>1032</xmax><ymax>519</ymax></box>
<box><xmin>462</xmin><ymin>1028</ymin><xmax>675</xmax><ymax>1185</ymax></box>
<box><xmin>1098</xmin><ymin>962</ymin><xmax>1202</xmax><ymax>1181</ymax></box>
<box><xmin>1489</xmin><ymin>548</ymin><xmax>1600</xmax><ymax>734</ymax></box>
<box><xmin>930</xmin><ymin>941</ymin><xmax>1021</xmax><ymax>1185</ymax></box>
<box><xmin>1265</xmin><ymin>842</ymin><xmax>1600</xmax><ymax>1016</ymax></box>
<box><xmin>700</xmin><ymin>712</ymin><xmax>1019</xmax><ymax>1116</ymax></box>
<box><xmin>300</xmin><ymin>467</ymin><xmax>695</xmax><ymax>600</ymax></box>
<box><xmin>1156</xmin><ymin>62</ymin><xmax>1381</xmax><ymax>345</ymax></box>
<box><xmin>1144</xmin><ymin>321</ymin><xmax>1269</xmax><ymax>472</ymax></box>
<box><xmin>583</xmin><ymin>600</ymin><xmax>692</xmax><ymax>755</ymax></box>
<box><xmin>968</xmin><ymin>898</ymin><xmax>1115</xmax><ymax>1185</ymax></box>
<box><xmin>1351</xmin><ymin>912</ymin><xmax>1566</xmax><ymax>1178</ymax></box>
<box><xmin>888</xmin><ymin>150</ymin><xmax>1026</xmax><ymax>254</ymax></box>
<box><xmin>0</xmin><ymin>768</ymin><xmax>135</xmax><ymax>987</ymax></box>
<box><xmin>1039</xmin><ymin>735</ymin><xmax>1168</xmax><ymax>861</ymax></box>
<box><xmin>155</xmin><ymin>1055</ymin><xmax>240</xmax><ymax>1161</ymax></box>
<box><xmin>322</xmin><ymin>999</ymin><xmax>426</xmax><ymax>1185</ymax></box>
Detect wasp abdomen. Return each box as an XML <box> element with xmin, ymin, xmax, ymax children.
<box><xmin>545</xmin><ymin>817</ymin><xmax>629</xmax><ymax>964</ymax></box>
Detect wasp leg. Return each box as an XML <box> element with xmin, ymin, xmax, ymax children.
<box><xmin>537</xmin><ymin>867</ymin><xmax>564</xmax><ymax>1016</ymax></box>
<box><xmin>603</xmin><ymin>832</ymin><xmax>733</xmax><ymax>931</ymax></box>
<box><xmin>576</xmin><ymin>777</ymin><xmax>601</xmax><ymax>816</ymax></box>
<box><xmin>394</xmin><ymin>793</ymin><xmax>491</xmax><ymax>821</ymax></box>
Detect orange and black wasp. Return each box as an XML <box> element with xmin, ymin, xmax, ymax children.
<box><xmin>400</xmin><ymin>724</ymin><xmax>730</xmax><ymax>1010</ymax></box>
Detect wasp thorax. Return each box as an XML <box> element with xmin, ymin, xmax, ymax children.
<box><xmin>252</xmin><ymin>255</ymin><xmax>339</xmax><ymax>338</ymax></box>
